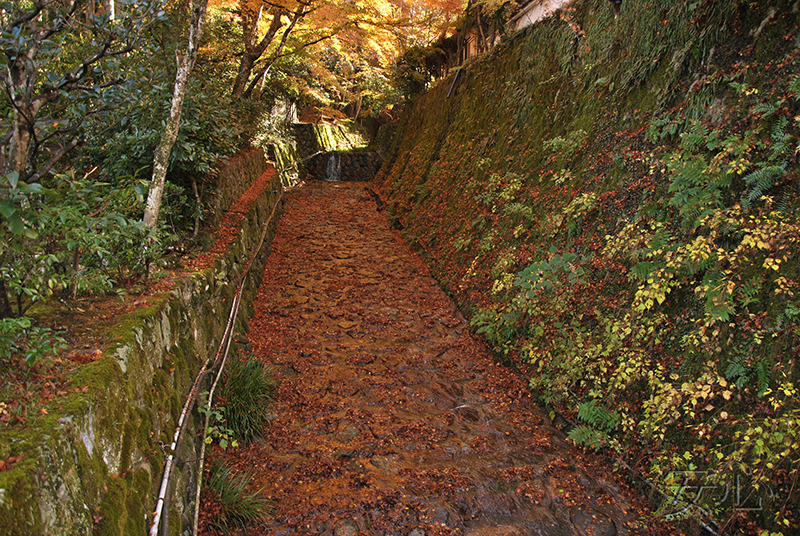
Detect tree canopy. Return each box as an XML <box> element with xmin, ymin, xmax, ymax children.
<box><xmin>217</xmin><ymin>0</ymin><xmax>464</xmax><ymax>107</ymax></box>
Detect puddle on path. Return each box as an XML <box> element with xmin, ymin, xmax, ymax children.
<box><xmin>203</xmin><ymin>181</ymin><xmax>679</xmax><ymax>536</ymax></box>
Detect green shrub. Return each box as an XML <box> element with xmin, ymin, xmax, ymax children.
<box><xmin>0</xmin><ymin>172</ymin><xmax>172</xmax><ymax>317</ymax></box>
<box><xmin>0</xmin><ymin>317</ymin><xmax>66</xmax><ymax>368</ymax></box>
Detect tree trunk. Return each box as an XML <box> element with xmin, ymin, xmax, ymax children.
<box><xmin>231</xmin><ymin>52</ymin><xmax>257</xmax><ymax>97</ymax></box>
<box><xmin>189</xmin><ymin>174</ymin><xmax>201</xmax><ymax>238</ymax></box>
<box><xmin>70</xmin><ymin>247</ymin><xmax>81</xmax><ymax>299</ymax></box>
<box><xmin>143</xmin><ymin>0</ymin><xmax>208</xmax><ymax>228</ymax></box>
<box><xmin>6</xmin><ymin>50</ymin><xmax>37</xmax><ymax>177</ymax></box>
<box><xmin>231</xmin><ymin>7</ymin><xmax>285</xmax><ymax>98</ymax></box>
<box><xmin>241</xmin><ymin>6</ymin><xmax>305</xmax><ymax>99</ymax></box>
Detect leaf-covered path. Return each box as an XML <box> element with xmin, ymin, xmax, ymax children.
<box><xmin>201</xmin><ymin>181</ymin><xmax>677</xmax><ymax>536</ymax></box>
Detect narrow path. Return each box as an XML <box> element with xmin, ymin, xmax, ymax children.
<box><xmin>205</xmin><ymin>181</ymin><xmax>676</xmax><ymax>536</ymax></box>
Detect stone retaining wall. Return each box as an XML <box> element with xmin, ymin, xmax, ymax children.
<box><xmin>0</xmin><ymin>155</ymin><xmax>281</xmax><ymax>536</ymax></box>
<box><xmin>209</xmin><ymin>148</ymin><xmax>270</xmax><ymax>226</ymax></box>
<box><xmin>369</xmin><ymin>121</ymin><xmax>399</xmax><ymax>159</ymax></box>
<box><xmin>291</xmin><ymin>123</ymin><xmax>366</xmax><ymax>157</ymax></box>
<box><xmin>304</xmin><ymin>152</ymin><xmax>382</xmax><ymax>182</ymax></box>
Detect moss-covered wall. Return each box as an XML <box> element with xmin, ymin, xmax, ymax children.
<box><xmin>369</xmin><ymin>121</ymin><xmax>398</xmax><ymax>160</ymax></box>
<box><xmin>269</xmin><ymin>122</ymin><xmax>368</xmax><ymax>184</ymax></box>
<box><xmin>304</xmin><ymin>152</ymin><xmax>382</xmax><ymax>182</ymax></box>
<box><xmin>209</xmin><ymin>148</ymin><xmax>270</xmax><ymax>227</ymax></box>
<box><xmin>292</xmin><ymin>122</ymin><xmax>367</xmax><ymax>157</ymax></box>
<box><xmin>0</xmin><ymin>154</ymin><xmax>282</xmax><ymax>536</ymax></box>
<box><xmin>272</xmin><ymin>142</ymin><xmax>301</xmax><ymax>185</ymax></box>
<box><xmin>377</xmin><ymin>0</ymin><xmax>800</xmax><ymax>531</ymax></box>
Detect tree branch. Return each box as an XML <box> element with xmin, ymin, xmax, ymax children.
<box><xmin>39</xmin><ymin>0</ymin><xmax>81</xmax><ymax>41</ymax></box>
<box><xmin>26</xmin><ymin>138</ymin><xmax>79</xmax><ymax>183</ymax></box>
<box><xmin>251</xmin><ymin>7</ymin><xmax>285</xmax><ymax>57</ymax></box>
<box><xmin>243</xmin><ymin>4</ymin><xmax>305</xmax><ymax>97</ymax></box>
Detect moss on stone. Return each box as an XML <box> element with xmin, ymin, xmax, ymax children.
<box><xmin>0</xmin><ymin>470</ymin><xmax>42</xmax><ymax>536</ymax></box>
<box><xmin>95</xmin><ymin>470</ymin><xmax>152</xmax><ymax>536</ymax></box>
<box><xmin>119</xmin><ymin>421</ymin><xmax>135</xmax><ymax>474</ymax></box>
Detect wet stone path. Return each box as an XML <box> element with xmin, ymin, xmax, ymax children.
<box><xmin>207</xmin><ymin>181</ymin><xmax>673</xmax><ymax>536</ymax></box>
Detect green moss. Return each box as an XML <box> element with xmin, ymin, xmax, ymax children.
<box><xmin>25</xmin><ymin>301</ymin><xmax>63</xmax><ymax>324</ymax></box>
<box><xmin>95</xmin><ymin>476</ymin><xmax>126</xmax><ymax>535</ymax></box>
<box><xmin>0</xmin><ymin>470</ymin><xmax>41</xmax><ymax>536</ymax></box>
<box><xmin>119</xmin><ymin>422</ymin><xmax>134</xmax><ymax>474</ymax></box>
<box><xmin>106</xmin><ymin>297</ymin><xmax>169</xmax><ymax>347</ymax></box>
<box><xmin>70</xmin><ymin>360</ymin><xmax>122</xmax><ymax>403</ymax></box>
<box><xmin>169</xmin><ymin>391</ymin><xmax>181</xmax><ymax>425</ymax></box>
<box><xmin>153</xmin><ymin>369</ymin><xmax>170</xmax><ymax>399</ymax></box>
<box><xmin>75</xmin><ymin>430</ymin><xmax>108</xmax><ymax>501</ymax></box>
<box><xmin>126</xmin><ymin>471</ymin><xmax>151</xmax><ymax>535</ymax></box>
<box><xmin>168</xmin><ymin>504</ymin><xmax>182</xmax><ymax>536</ymax></box>
<box><xmin>95</xmin><ymin>470</ymin><xmax>151</xmax><ymax>536</ymax></box>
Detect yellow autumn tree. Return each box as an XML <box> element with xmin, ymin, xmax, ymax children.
<box><xmin>227</xmin><ymin>0</ymin><xmax>465</xmax><ymax>102</ymax></box>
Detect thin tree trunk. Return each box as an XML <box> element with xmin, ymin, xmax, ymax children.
<box><xmin>70</xmin><ymin>247</ymin><xmax>81</xmax><ymax>299</ymax></box>
<box><xmin>7</xmin><ymin>55</ymin><xmax>37</xmax><ymax>176</ymax></box>
<box><xmin>189</xmin><ymin>174</ymin><xmax>201</xmax><ymax>238</ymax></box>
<box><xmin>231</xmin><ymin>53</ymin><xmax>257</xmax><ymax>97</ymax></box>
<box><xmin>476</xmin><ymin>11</ymin><xmax>488</xmax><ymax>53</ymax></box>
<box><xmin>143</xmin><ymin>0</ymin><xmax>208</xmax><ymax>228</ymax></box>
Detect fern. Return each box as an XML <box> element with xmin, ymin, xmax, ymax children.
<box><xmin>724</xmin><ymin>349</ymin><xmax>757</xmax><ymax>389</ymax></box>
<box><xmin>725</xmin><ymin>358</ymin><xmax>749</xmax><ymax>388</ymax></box>
<box><xmin>789</xmin><ymin>74</ymin><xmax>800</xmax><ymax>99</ymax></box>
<box><xmin>632</xmin><ymin>261</ymin><xmax>660</xmax><ymax>281</ymax></box>
<box><xmin>752</xmin><ymin>101</ymin><xmax>780</xmax><ymax>119</ymax></box>
<box><xmin>766</xmin><ymin>115</ymin><xmax>790</xmax><ymax>163</ymax></box>
<box><xmin>724</xmin><ymin>354</ymin><xmax>771</xmax><ymax>395</ymax></box>
<box><xmin>742</xmin><ymin>163</ymin><xmax>787</xmax><ymax>208</ymax></box>
<box><xmin>679</xmin><ymin>120</ymin><xmax>709</xmax><ymax>152</ymax></box>
<box><xmin>755</xmin><ymin>361</ymin><xmax>770</xmax><ymax>397</ymax></box>
<box><xmin>777</xmin><ymin>194</ymin><xmax>792</xmax><ymax>216</ymax></box>
<box><xmin>568</xmin><ymin>401</ymin><xmax>621</xmax><ymax>451</ymax></box>
<box><xmin>576</xmin><ymin>400</ymin><xmax>620</xmax><ymax>432</ymax></box>
<box><xmin>567</xmin><ymin>425</ymin><xmax>608</xmax><ymax>451</ymax></box>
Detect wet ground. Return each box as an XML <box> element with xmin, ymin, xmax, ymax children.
<box><xmin>203</xmin><ymin>180</ymin><xmax>678</xmax><ymax>536</ymax></box>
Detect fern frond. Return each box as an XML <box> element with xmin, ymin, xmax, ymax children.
<box><xmin>567</xmin><ymin>425</ymin><xmax>608</xmax><ymax>451</ymax></box>
<box><xmin>576</xmin><ymin>400</ymin><xmax>620</xmax><ymax>432</ymax></box>
<box><xmin>752</xmin><ymin>101</ymin><xmax>779</xmax><ymax>118</ymax></box>
<box><xmin>742</xmin><ymin>163</ymin><xmax>787</xmax><ymax>207</ymax></box>
<box><xmin>725</xmin><ymin>358</ymin><xmax>748</xmax><ymax>388</ymax></box>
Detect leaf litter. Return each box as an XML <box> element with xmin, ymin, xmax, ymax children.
<box><xmin>199</xmin><ymin>180</ymin><xmax>683</xmax><ymax>536</ymax></box>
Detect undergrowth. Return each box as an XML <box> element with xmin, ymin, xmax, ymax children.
<box><xmin>376</xmin><ymin>0</ymin><xmax>800</xmax><ymax>533</ymax></box>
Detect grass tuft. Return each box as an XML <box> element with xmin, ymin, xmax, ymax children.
<box><xmin>207</xmin><ymin>462</ymin><xmax>273</xmax><ymax>532</ymax></box>
<box><xmin>220</xmin><ymin>351</ymin><xmax>278</xmax><ymax>443</ymax></box>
